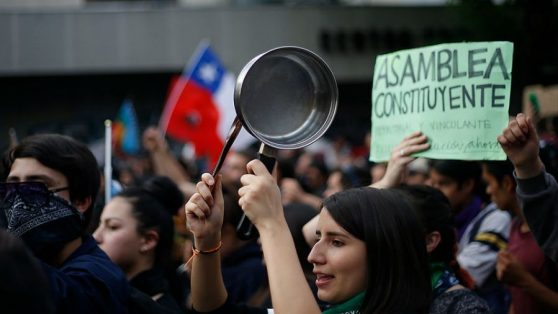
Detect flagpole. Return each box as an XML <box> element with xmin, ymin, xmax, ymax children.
<box><xmin>184</xmin><ymin>38</ymin><xmax>211</xmax><ymax>74</ymax></box>
<box><xmin>104</xmin><ymin>120</ymin><xmax>112</xmax><ymax>204</ymax></box>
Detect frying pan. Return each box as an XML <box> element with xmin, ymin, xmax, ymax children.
<box><xmin>212</xmin><ymin>46</ymin><xmax>338</xmax><ymax>240</ymax></box>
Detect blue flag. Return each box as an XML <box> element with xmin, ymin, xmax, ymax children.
<box><xmin>112</xmin><ymin>99</ymin><xmax>140</xmax><ymax>155</ymax></box>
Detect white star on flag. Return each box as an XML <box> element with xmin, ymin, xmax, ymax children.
<box><xmin>159</xmin><ymin>41</ymin><xmax>256</xmax><ymax>171</ymax></box>
<box><xmin>199</xmin><ymin>62</ymin><xmax>218</xmax><ymax>84</ymax></box>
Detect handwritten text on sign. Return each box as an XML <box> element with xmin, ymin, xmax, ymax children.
<box><xmin>370</xmin><ymin>41</ymin><xmax>513</xmax><ymax>162</ymax></box>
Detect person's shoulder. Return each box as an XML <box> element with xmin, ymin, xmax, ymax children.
<box><xmin>64</xmin><ymin>237</ymin><xmax>114</xmax><ymax>266</ymax></box>
<box><xmin>430</xmin><ymin>289</ymin><xmax>491</xmax><ymax>314</ymax></box>
<box><xmin>61</xmin><ymin>237</ymin><xmax>127</xmax><ymax>284</ymax></box>
<box><xmin>485</xmin><ymin>209</ymin><xmax>511</xmax><ymax>221</ymax></box>
<box><xmin>480</xmin><ymin>204</ymin><xmax>511</xmax><ymax>225</ymax></box>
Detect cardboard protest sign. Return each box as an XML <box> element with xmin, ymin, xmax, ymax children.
<box><xmin>370</xmin><ymin>41</ymin><xmax>513</xmax><ymax>162</ymax></box>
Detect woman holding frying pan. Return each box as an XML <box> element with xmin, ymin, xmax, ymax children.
<box><xmin>185</xmin><ymin>160</ymin><xmax>432</xmax><ymax>314</ymax></box>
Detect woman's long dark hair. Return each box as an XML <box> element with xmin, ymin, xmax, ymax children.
<box><xmin>395</xmin><ymin>184</ymin><xmax>474</xmax><ymax>289</ymax></box>
<box><xmin>117</xmin><ymin>176</ymin><xmax>184</xmax><ymax>268</ymax></box>
<box><xmin>322</xmin><ymin>187</ymin><xmax>431</xmax><ymax>314</ymax></box>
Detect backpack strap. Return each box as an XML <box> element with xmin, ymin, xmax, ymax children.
<box><xmin>468</xmin><ymin>205</ymin><xmax>497</xmax><ymax>244</ymax></box>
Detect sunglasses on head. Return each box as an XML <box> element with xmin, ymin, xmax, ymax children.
<box><xmin>0</xmin><ymin>182</ymin><xmax>70</xmax><ymax>209</ymax></box>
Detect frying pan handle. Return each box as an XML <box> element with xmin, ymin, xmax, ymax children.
<box><xmin>212</xmin><ymin>117</ymin><xmax>243</xmax><ymax>177</ymax></box>
<box><xmin>236</xmin><ymin>215</ymin><xmax>258</xmax><ymax>240</ymax></box>
<box><xmin>236</xmin><ymin>145</ymin><xmax>277</xmax><ymax>241</ymax></box>
<box><xmin>258</xmin><ymin>153</ymin><xmax>276</xmax><ymax>173</ymax></box>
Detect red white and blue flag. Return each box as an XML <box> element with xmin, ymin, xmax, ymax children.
<box><xmin>159</xmin><ymin>41</ymin><xmax>253</xmax><ymax>168</ymax></box>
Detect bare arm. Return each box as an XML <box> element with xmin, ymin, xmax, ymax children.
<box><xmin>185</xmin><ymin>174</ymin><xmax>227</xmax><ymax>311</ymax></box>
<box><xmin>239</xmin><ymin>160</ymin><xmax>321</xmax><ymax>314</ymax></box>
<box><xmin>302</xmin><ymin>215</ymin><xmax>319</xmax><ymax>248</ymax></box>
<box><xmin>143</xmin><ymin>127</ymin><xmax>196</xmax><ymax>197</ymax></box>
<box><xmin>281</xmin><ymin>178</ymin><xmax>322</xmax><ymax>210</ymax></box>
<box><xmin>519</xmin><ymin>274</ymin><xmax>558</xmax><ymax>309</ymax></box>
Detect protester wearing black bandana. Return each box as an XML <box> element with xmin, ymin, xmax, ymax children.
<box><xmin>0</xmin><ymin>134</ymin><xmax>129</xmax><ymax>314</ymax></box>
<box><xmin>0</xmin><ymin>182</ymin><xmax>83</xmax><ymax>263</ymax></box>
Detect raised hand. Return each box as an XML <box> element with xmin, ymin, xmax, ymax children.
<box><xmin>142</xmin><ymin>127</ymin><xmax>168</xmax><ymax>153</ymax></box>
<box><xmin>280</xmin><ymin>178</ymin><xmax>304</xmax><ymax>205</ymax></box>
<box><xmin>497</xmin><ymin>113</ymin><xmax>543</xmax><ymax>178</ymax></box>
<box><xmin>372</xmin><ymin>131</ymin><xmax>430</xmax><ymax>188</ymax></box>
<box><xmin>185</xmin><ymin>173</ymin><xmax>224</xmax><ymax>250</ymax></box>
<box><xmin>238</xmin><ymin>160</ymin><xmax>284</xmax><ymax>232</ymax></box>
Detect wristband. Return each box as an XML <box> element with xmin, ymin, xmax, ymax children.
<box><xmin>185</xmin><ymin>241</ymin><xmax>223</xmax><ymax>269</ymax></box>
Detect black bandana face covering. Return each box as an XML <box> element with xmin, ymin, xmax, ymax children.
<box><xmin>0</xmin><ymin>182</ymin><xmax>84</xmax><ymax>262</ymax></box>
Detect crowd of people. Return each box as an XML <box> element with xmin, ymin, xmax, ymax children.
<box><xmin>1</xmin><ymin>112</ymin><xmax>558</xmax><ymax>314</ymax></box>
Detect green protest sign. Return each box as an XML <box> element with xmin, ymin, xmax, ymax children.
<box><xmin>370</xmin><ymin>41</ymin><xmax>513</xmax><ymax>162</ymax></box>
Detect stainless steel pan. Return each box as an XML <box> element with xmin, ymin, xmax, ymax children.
<box><xmin>212</xmin><ymin>46</ymin><xmax>338</xmax><ymax>239</ymax></box>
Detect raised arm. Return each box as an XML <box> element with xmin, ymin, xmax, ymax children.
<box><xmin>281</xmin><ymin>177</ymin><xmax>322</xmax><ymax>210</ymax></box>
<box><xmin>498</xmin><ymin>114</ymin><xmax>558</xmax><ymax>262</ymax></box>
<box><xmin>143</xmin><ymin>127</ymin><xmax>196</xmax><ymax>197</ymax></box>
<box><xmin>239</xmin><ymin>160</ymin><xmax>321</xmax><ymax>314</ymax></box>
<box><xmin>371</xmin><ymin>131</ymin><xmax>429</xmax><ymax>189</ymax></box>
<box><xmin>185</xmin><ymin>173</ymin><xmax>227</xmax><ymax>312</ymax></box>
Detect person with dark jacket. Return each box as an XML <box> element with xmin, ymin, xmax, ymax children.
<box><xmin>94</xmin><ymin>176</ymin><xmax>185</xmax><ymax>313</ymax></box>
<box><xmin>497</xmin><ymin>113</ymin><xmax>558</xmax><ymax>264</ymax></box>
<box><xmin>0</xmin><ymin>134</ymin><xmax>129</xmax><ymax>314</ymax></box>
<box><xmin>0</xmin><ymin>229</ymin><xmax>55</xmax><ymax>314</ymax></box>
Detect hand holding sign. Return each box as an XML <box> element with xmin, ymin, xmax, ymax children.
<box><xmin>372</xmin><ymin>131</ymin><xmax>430</xmax><ymax>189</ymax></box>
<box><xmin>370</xmin><ymin>41</ymin><xmax>513</xmax><ymax>162</ymax></box>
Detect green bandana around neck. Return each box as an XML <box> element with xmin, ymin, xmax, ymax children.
<box><xmin>430</xmin><ymin>261</ymin><xmax>460</xmax><ymax>298</ymax></box>
<box><xmin>430</xmin><ymin>262</ymin><xmax>446</xmax><ymax>288</ymax></box>
<box><xmin>322</xmin><ymin>291</ymin><xmax>364</xmax><ymax>314</ymax></box>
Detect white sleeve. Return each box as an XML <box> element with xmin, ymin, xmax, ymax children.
<box><xmin>457</xmin><ymin>210</ymin><xmax>511</xmax><ymax>286</ymax></box>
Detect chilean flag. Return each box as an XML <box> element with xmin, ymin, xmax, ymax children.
<box><xmin>159</xmin><ymin>42</ymin><xmax>253</xmax><ymax>168</ymax></box>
